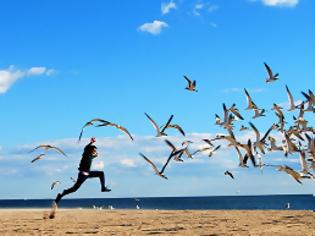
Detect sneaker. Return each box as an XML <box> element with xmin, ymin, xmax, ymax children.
<box><xmin>101</xmin><ymin>187</ymin><xmax>111</xmax><ymax>192</ymax></box>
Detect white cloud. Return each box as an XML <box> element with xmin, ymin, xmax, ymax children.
<box><xmin>210</xmin><ymin>22</ymin><xmax>217</xmax><ymax>28</ymax></box>
<box><xmin>193</xmin><ymin>3</ymin><xmax>204</xmax><ymax>16</ymax></box>
<box><xmin>27</xmin><ymin>67</ymin><xmax>56</xmax><ymax>76</ymax></box>
<box><xmin>262</xmin><ymin>0</ymin><xmax>299</xmax><ymax>7</ymax></box>
<box><xmin>27</xmin><ymin>67</ymin><xmax>47</xmax><ymax>76</ymax></box>
<box><xmin>120</xmin><ymin>159</ymin><xmax>137</xmax><ymax>168</ymax></box>
<box><xmin>161</xmin><ymin>1</ymin><xmax>177</xmax><ymax>15</ymax></box>
<box><xmin>223</xmin><ymin>88</ymin><xmax>264</xmax><ymax>94</ymax></box>
<box><xmin>208</xmin><ymin>4</ymin><xmax>219</xmax><ymax>12</ymax></box>
<box><xmin>138</xmin><ymin>20</ymin><xmax>169</xmax><ymax>35</ymax></box>
<box><xmin>193</xmin><ymin>2</ymin><xmax>218</xmax><ymax>16</ymax></box>
<box><xmin>92</xmin><ymin>160</ymin><xmax>105</xmax><ymax>170</ymax></box>
<box><xmin>0</xmin><ymin>66</ymin><xmax>55</xmax><ymax>94</ymax></box>
<box><xmin>195</xmin><ymin>3</ymin><xmax>204</xmax><ymax>10</ymax></box>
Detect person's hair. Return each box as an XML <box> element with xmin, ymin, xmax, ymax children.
<box><xmin>83</xmin><ymin>143</ymin><xmax>97</xmax><ymax>157</ymax></box>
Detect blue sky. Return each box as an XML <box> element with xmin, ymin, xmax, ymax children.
<box><xmin>0</xmin><ymin>0</ymin><xmax>314</xmax><ymax>199</ymax></box>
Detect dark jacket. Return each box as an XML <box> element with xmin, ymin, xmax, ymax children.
<box><xmin>78</xmin><ymin>143</ymin><xmax>97</xmax><ymax>172</ymax></box>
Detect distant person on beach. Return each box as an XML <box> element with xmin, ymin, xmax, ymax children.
<box><xmin>54</xmin><ymin>137</ymin><xmax>111</xmax><ymax>204</ymax></box>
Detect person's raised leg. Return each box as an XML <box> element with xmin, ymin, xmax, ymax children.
<box><xmin>55</xmin><ymin>173</ymin><xmax>88</xmax><ymax>203</ymax></box>
<box><xmin>88</xmin><ymin>171</ymin><xmax>111</xmax><ymax>192</ymax></box>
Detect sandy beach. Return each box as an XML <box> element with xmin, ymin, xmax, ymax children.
<box><xmin>0</xmin><ymin>209</ymin><xmax>314</xmax><ymax>235</ymax></box>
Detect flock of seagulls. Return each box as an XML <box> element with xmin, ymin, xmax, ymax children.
<box><xmin>138</xmin><ymin>63</ymin><xmax>314</xmax><ymax>184</ymax></box>
<box><xmin>29</xmin><ymin>62</ymin><xmax>314</xmax><ymax>191</ymax></box>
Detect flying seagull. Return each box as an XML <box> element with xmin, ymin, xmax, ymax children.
<box><xmin>249</xmin><ymin>122</ymin><xmax>272</xmax><ymax>154</ymax></box>
<box><xmin>184</xmin><ymin>75</ymin><xmax>197</xmax><ymax>92</ymax></box>
<box><xmin>285</xmin><ymin>85</ymin><xmax>297</xmax><ymax>111</ymax></box>
<box><xmin>31</xmin><ymin>153</ymin><xmax>46</xmax><ymax>163</ymax></box>
<box><xmin>264</xmin><ymin>62</ymin><xmax>279</xmax><ymax>83</ymax></box>
<box><xmin>277</xmin><ymin>165</ymin><xmax>302</xmax><ymax>184</ymax></box>
<box><xmin>139</xmin><ymin>151</ymin><xmax>181</xmax><ymax>180</ymax></box>
<box><xmin>78</xmin><ymin>118</ymin><xmax>108</xmax><ymax>142</ymax></box>
<box><xmin>224</xmin><ymin>171</ymin><xmax>234</xmax><ymax>179</ymax></box>
<box><xmin>51</xmin><ymin>181</ymin><xmax>60</xmax><ymax>190</ymax></box>
<box><xmin>162</xmin><ymin>124</ymin><xmax>186</xmax><ymax>136</ymax></box>
<box><xmin>144</xmin><ymin>113</ymin><xmax>174</xmax><ymax>137</ymax></box>
<box><xmin>228</xmin><ymin>104</ymin><xmax>244</xmax><ymax>120</ymax></box>
<box><xmin>193</xmin><ymin>145</ymin><xmax>221</xmax><ymax>157</ymax></box>
<box><xmin>244</xmin><ymin>88</ymin><xmax>257</xmax><ymax>110</ymax></box>
<box><xmin>164</xmin><ymin>139</ymin><xmax>185</xmax><ymax>162</ymax></box>
<box><xmin>239</xmin><ymin>125</ymin><xmax>249</xmax><ymax>131</ymax></box>
<box><xmin>30</xmin><ymin>145</ymin><xmax>67</xmax><ymax>157</ymax></box>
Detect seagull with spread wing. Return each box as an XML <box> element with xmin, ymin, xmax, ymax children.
<box><xmin>249</xmin><ymin>122</ymin><xmax>272</xmax><ymax>154</ymax></box>
<box><xmin>192</xmin><ymin>144</ymin><xmax>221</xmax><ymax>158</ymax></box>
<box><xmin>144</xmin><ymin>113</ymin><xmax>174</xmax><ymax>137</ymax></box>
<box><xmin>244</xmin><ymin>88</ymin><xmax>257</xmax><ymax>110</ymax></box>
<box><xmin>264</xmin><ymin>62</ymin><xmax>279</xmax><ymax>83</ymax></box>
<box><xmin>164</xmin><ymin>139</ymin><xmax>185</xmax><ymax>162</ymax></box>
<box><xmin>51</xmin><ymin>181</ymin><xmax>61</xmax><ymax>190</ymax></box>
<box><xmin>184</xmin><ymin>75</ymin><xmax>197</xmax><ymax>92</ymax></box>
<box><xmin>224</xmin><ymin>171</ymin><xmax>234</xmax><ymax>179</ymax></box>
<box><xmin>285</xmin><ymin>85</ymin><xmax>298</xmax><ymax>111</ymax></box>
<box><xmin>78</xmin><ymin>118</ymin><xmax>108</xmax><ymax>142</ymax></box>
<box><xmin>139</xmin><ymin>150</ymin><xmax>182</xmax><ymax>180</ymax></box>
<box><xmin>162</xmin><ymin>124</ymin><xmax>186</xmax><ymax>136</ymax></box>
<box><xmin>277</xmin><ymin>165</ymin><xmax>302</xmax><ymax>184</ymax></box>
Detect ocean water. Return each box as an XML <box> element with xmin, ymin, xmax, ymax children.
<box><xmin>0</xmin><ymin>194</ymin><xmax>314</xmax><ymax>210</ymax></box>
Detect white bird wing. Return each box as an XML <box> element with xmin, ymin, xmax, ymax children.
<box><xmin>285</xmin><ymin>85</ymin><xmax>295</xmax><ymax>111</ymax></box>
<box><xmin>103</xmin><ymin>122</ymin><xmax>134</xmax><ymax>141</ymax></box>
<box><xmin>51</xmin><ymin>181</ymin><xmax>60</xmax><ymax>190</ymax></box>
<box><xmin>183</xmin><ymin>75</ymin><xmax>192</xmax><ymax>87</ymax></box>
<box><xmin>51</xmin><ymin>146</ymin><xmax>68</xmax><ymax>157</ymax></box>
<box><xmin>249</xmin><ymin>122</ymin><xmax>260</xmax><ymax>143</ymax></box>
<box><xmin>140</xmin><ymin>153</ymin><xmax>160</xmax><ymax>175</ymax></box>
<box><xmin>244</xmin><ymin>88</ymin><xmax>254</xmax><ymax>109</ymax></box>
<box><xmin>264</xmin><ymin>62</ymin><xmax>273</xmax><ymax>78</ymax></box>
<box><xmin>31</xmin><ymin>154</ymin><xmax>45</xmax><ymax>163</ymax></box>
<box><xmin>144</xmin><ymin>113</ymin><xmax>161</xmax><ymax>135</ymax></box>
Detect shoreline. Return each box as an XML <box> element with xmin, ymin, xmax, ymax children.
<box><xmin>0</xmin><ymin>207</ymin><xmax>315</xmax><ymax>212</ymax></box>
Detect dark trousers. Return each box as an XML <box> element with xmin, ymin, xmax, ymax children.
<box><xmin>55</xmin><ymin>171</ymin><xmax>105</xmax><ymax>203</ymax></box>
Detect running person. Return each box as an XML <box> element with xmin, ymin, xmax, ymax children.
<box><xmin>54</xmin><ymin>137</ymin><xmax>111</xmax><ymax>204</ymax></box>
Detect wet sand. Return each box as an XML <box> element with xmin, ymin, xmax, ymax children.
<box><xmin>0</xmin><ymin>209</ymin><xmax>314</xmax><ymax>235</ymax></box>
